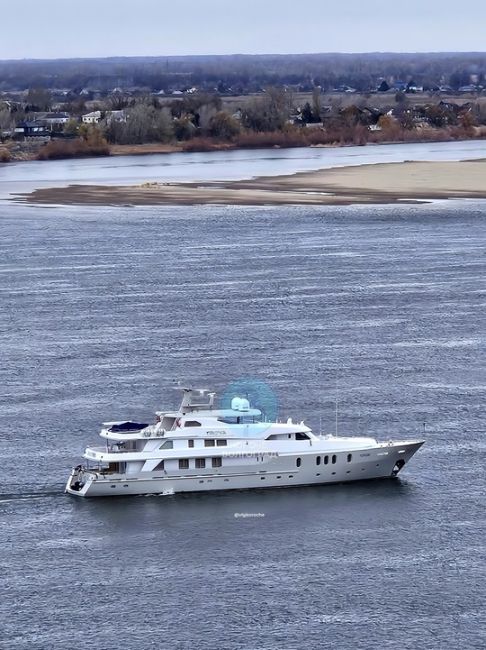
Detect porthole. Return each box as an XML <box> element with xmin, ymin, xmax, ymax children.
<box><xmin>332</xmin><ymin>455</ymin><xmax>337</xmax><ymax>464</ymax></box>
<box><xmin>324</xmin><ymin>456</ymin><xmax>329</xmax><ymax>465</ymax></box>
<box><xmin>347</xmin><ymin>454</ymin><xmax>352</xmax><ymax>463</ymax></box>
<box><xmin>346</xmin><ymin>470</ymin><xmax>351</xmax><ymax>474</ymax></box>
<box><xmin>276</xmin><ymin>475</ymin><xmax>282</xmax><ymax>479</ymax></box>
<box><xmin>199</xmin><ymin>480</ymin><xmax>204</xmax><ymax>484</ymax></box>
<box><xmin>111</xmin><ymin>485</ymin><xmax>116</xmax><ymax>488</ymax></box>
<box><xmin>288</xmin><ymin>475</ymin><xmax>294</xmax><ymax>478</ymax></box>
<box><xmin>331</xmin><ymin>472</ymin><xmax>336</xmax><ymax>475</ymax></box>
<box><xmin>316</xmin><ymin>473</ymin><xmax>320</xmax><ymax>477</ymax></box>
<box><xmin>123</xmin><ymin>484</ymin><xmax>128</xmax><ymax>487</ymax></box>
<box><xmin>316</xmin><ymin>456</ymin><xmax>321</xmax><ymax>466</ymax></box>
<box><xmin>296</xmin><ymin>457</ymin><xmax>302</xmax><ymax>468</ymax></box>
<box><xmin>261</xmin><ymin>476</ymin><xmax>265</xmax><ymax>480</ymax></box>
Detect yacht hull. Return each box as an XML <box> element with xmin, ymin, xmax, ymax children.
<box><xmin>66</xmin><ymin>440</ymin><xmax>423</xmax><ymax>498</ymax></box>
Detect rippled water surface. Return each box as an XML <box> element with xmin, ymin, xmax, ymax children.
<box><xmin>1</xmin><ymin>200</ymin><xmax>486</xmax><ymax>649</ymax></box>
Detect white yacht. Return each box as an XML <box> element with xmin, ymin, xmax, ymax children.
<box><xmin>65</xmin><ymin>387</ymin><xmax>424</xmax><ymax>497</ymax></box>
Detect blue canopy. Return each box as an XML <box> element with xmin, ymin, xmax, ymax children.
<box><xmin>107</xmin><ymin>421</ymin><xmax>148</xmax><ymax>433</ymax></box>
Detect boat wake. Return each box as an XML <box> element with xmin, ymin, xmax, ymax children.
<box><xmin>0</xmin><ymin>490</ymin><xmax>63</xmax><ymax>504</ymax></box>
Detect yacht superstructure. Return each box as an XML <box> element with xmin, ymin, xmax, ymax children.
<box><xmin>65</xmin><ymin>387</ymin><xmax>424</xmax><ymax>497</ymax></box>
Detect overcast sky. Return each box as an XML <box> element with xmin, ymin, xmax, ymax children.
<box><xmin>2</xmin><ymin>0</ymin><xmax>485</xmax><ymax>59</ymax></box>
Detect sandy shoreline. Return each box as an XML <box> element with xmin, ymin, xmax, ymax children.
<box><xmin>13</xmin><ymin>160</ymin><xmax>486</xmax><ymax>206</ymax></box>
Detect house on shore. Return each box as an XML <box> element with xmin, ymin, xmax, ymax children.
<box><xmin>82</xmin><ymin>110</ymin><xmax>127</xmax><ymax>124</ymax></box>
<box><xmin>41</xmin><ymin>112</ymin><xmax>70</xmax><ymax>130</ymax></box>
<box><xmin>30</xmin><ymin>112</ymin><xmax>70</xmax><ymax>131</ymax></box>
<box><xmin>14</xmin><ymin>121</ymin><xmax>50</xmax><ymax>138</ymax></box>
<box><xmin>82</xmin><ymin>110</ymin><xmax>102</xmax><ymax>124</ymax></box>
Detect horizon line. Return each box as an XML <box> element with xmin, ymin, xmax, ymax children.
<box><xmin>2</xmin><ymin>50</ymin><xmax>486</xmax><ymax>64</ymax></box>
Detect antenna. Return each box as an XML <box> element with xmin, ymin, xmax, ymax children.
<box><xmin>335</xmin><ymin>371</ymin><xmax>339</xmax><ymax>437</ymax></box>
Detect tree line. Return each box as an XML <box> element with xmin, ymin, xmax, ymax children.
<box><xmin>1</xmin><ymin>52</ymin><xmax>486</xmax><ymax>93</ymax></box>
<box><xmin>29</xmin><ymin>87</ymin><xmax>484</xmax><ymax>162</ymax></box>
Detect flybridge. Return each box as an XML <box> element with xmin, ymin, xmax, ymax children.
<box><xmin>177</xmin><ymin>387</ymin><xmax>215</xmax><ymax>412</ymax></box>
<box><xmin>168</xmin><ymin>387</ymin><xmax>262</xmax><ymax>419</ymax></box>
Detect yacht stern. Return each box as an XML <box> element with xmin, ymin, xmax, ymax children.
<box><xmin>65</xmin><ymin>465</ymin><xmax>95</xmax><ymax>497</ymax></box>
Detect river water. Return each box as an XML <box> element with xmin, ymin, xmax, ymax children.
<box><xmin>1</xmin><ymin>138</ymin><xmax>486</xmax><ymax>199</ymax></box>
<box><xmin>1</xmin><ymin>142</ymin><xmax>486</xmax><ymax>649</ymax></box>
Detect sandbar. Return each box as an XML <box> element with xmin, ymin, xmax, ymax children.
<box><xmin>13</xmin><ymin>160</ymin><xmax>486</xmax><ymax>206</ymax></box>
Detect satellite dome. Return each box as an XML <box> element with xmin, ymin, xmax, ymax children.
<box><xmin>239</xmin><ymin>398</ymin><xmax>250</xmax><ymax>411</ymax></box>
<box><xmin>231</xmin><ymin>397</ymin><xmax>242</xmax><ymax>411</ymax></box>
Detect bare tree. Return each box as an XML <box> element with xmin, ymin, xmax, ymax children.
<box><xmin>209</xmin><ymin>111</ymin><xmax>241</xmax><ymax>139</ymax></box>
<box><xmin>103</xmin><ymin>103</ymin><xmax>174</xmax><ymax>144</ymax></box>
<box><xmin>241</xmin><ymin>87</ymin><xmax>292</xmax><ymax>132</ymax></box>
<box><xmin>312</xmin><ymin>87</ymin><xmax>321</xmax><ymax>121</ymax></box>
<box><xmin>0</xmin><ymin>108</ymin><xmax>14</xmax><ymax>132</ymax></box>
<box><xmin>198</xmin><ymin>103</ymin><xmax>218</xmax><ymax>133</ymax></box>
<box><xmin>26</xmin><ymin>88</ymin><xmax>52</xmax><ymax>111</ymax></box>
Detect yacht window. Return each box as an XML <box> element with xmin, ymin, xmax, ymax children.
<box><xmin>161</xmin><ymin>416</ymin><xmax>176</xmax><ymax>430</ymax></box>
<box><xmin>188</xmin><ymin>440</ymin><xmax>194</xmax><ymax>448</ymax></box>
<box><xmin>316</xmin><ymin>456</ymin><xmax>321</xmax><ymax>466</ymax></box>
<box><xmin>153</xmin><ymin>460</ymin><xmax>164</xmax><ymax>471</ymax></box>
<box><xmin>159</xmin><ymin>440</ymin><xmax>174</xmax><ymax>449</ymax></box>
<box><xmin>295</xmin><ymin>432</ymin><xmax>310</xmax><ymax>440</ymax></box>
<box><xmin>204</xmin><ymin>439</ymin><xmax>215</xmax><ymax>447</ymax></box>
<box><xmin>296</xmin><ymin>457</ymin><xmax>302</xmax><ymax>468</ymax></box>
<box><xmin>195</xmin><ymin>458</ymin><xmax>206</xmax><ymax>469</ymax></box>
<box><xmin>179</xmin><ymin>459</ymin><xmax>189</xmax><ymax>469</ymax></box>
<box><xmin>332</xmin><ymin>455</ymin><xmax>337</xmax><ymax>464</ymax></box>
<box><xmin>218</xmin><ymin>415</ymin><xmax>258</xmax><ymax>424</ymax></box>
<box><xmin>324</xmin><ymin>455</ymin><xmax>329</xmax><ymax>465</ymax></box>
<box><xmin>212</xmin><ymin>457</ymin><xmax>222</xmax><ymax>468</ymax></box>
<box><xmin>347</xmin><ymin>454</ymin><xmax>352</xmax><ymax>463</ymax></box>
<box><xmin>216</xmin><ymin>439</ymin><xmax>227</xmax><ymax>447</ymax></box>
<box><xmin>184</xmin><ymin>420</ymin><xmax>201</xmax><ymax>427</ymax></box>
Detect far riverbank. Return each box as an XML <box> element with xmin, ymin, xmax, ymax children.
<box><xmin>3</xmin><ymin>126</ymin><xmax>486</xmax><ymax>163</ymax></box>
